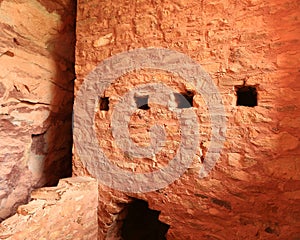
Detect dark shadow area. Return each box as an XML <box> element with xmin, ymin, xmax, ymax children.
<box><xmin>135</xmin><ymin>95</ymin><xmax>150</xmax><ymax>110</ymax></box>
<box><xmin>121</xmin><ymin>199</ymin><xmax>170</xmax><ymax>240</ymax></box>
<box><xmin>235</xmin><ymin>85</ymin><xmax>257</xmax><ymax>107</ymax></box>
<box><xmin>174</xmin><ymin>91</ymin><xmax>194</xmax><ymax>108</ymax></box>
<box><xmin>41</xmin><ymin>0</ymin><xmax>77</xmax><ymax>186</ymax></box>
<box><xmin>99</xmin><ymin>97</ymin><xmax>109</xmax><ymax>111</ymax></box>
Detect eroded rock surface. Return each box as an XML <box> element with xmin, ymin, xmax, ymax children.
<box><xmin>0</xmin><ymin>177</ymin><xmax>98</xmax><ymax>239</ymax></box>
<box><xmin>0</xmin><ymin>0</ymin><xmax>75</xmax><ymax>221</ymax></box>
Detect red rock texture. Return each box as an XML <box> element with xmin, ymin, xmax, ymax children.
<box><xmin>74</xmin><ymin>0</ymin><xmax>300</xmax><ymax>239</ymax></box>
<box><xmin>0</xmin><ymin>177</ymin><xmax>98</xmax><ymax>239</ymax></box>
<box><xmin>0</xmin><ymin>0</ymin><xmax>299</xmax><ymax>239</ymax></box>
<box><xmin>0</xmin><ymin>0</ymin><xmax>75</xmax><ymax>221</ymax></box>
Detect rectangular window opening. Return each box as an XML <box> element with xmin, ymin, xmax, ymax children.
<box><xmin>235</xmin><ymin>85</ymin><xmax>257</xmax><ymax>107</ymax></box>
<box><xmin>99</xmin><ymin>97</ymin><xmax>109</xmax><ymax>111</ymax></box>
<box><xmin>134</xmin><ymin>95</ymin><xmax>150</xmax><ymax>110</ymax></box>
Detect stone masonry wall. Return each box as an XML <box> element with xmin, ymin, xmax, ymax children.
<box><xmin>75</xmin><ymin>0</ymin><xmax>300</xmax><ymax>239</ymax></box>
<box><xmin>0</xmin><ymin>0</ymin><xmax>75</xmax><ymax>221</ymax></box>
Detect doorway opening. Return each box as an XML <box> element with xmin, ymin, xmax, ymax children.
<box><xmin>121</xmin><ymin>199</ymin><xmax>170</xmax><ymax>240</ymax></box>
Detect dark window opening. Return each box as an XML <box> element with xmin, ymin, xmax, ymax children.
<box><xmin>235</xmin><ymin>85</ymin><xmax>257</xmax><ymax>107</ymax></box>
<box><xmin>121</xmin><ymin>199</ymin><xmax>170</xmax><ymax>240</ymax></box>
<box><xmin>174</xmin><ymin>91</ymin><xmax>194</xmax><ymax>108</ymax></box>
<box><xmin>135</xmin><ymin>95</ymin><xmax>150</xmax><ymax>110</ymax></box>
<box><xmin>99</xmin><ymin>97</ymin><xmax>109</xmax><ymax>111</ymax></box>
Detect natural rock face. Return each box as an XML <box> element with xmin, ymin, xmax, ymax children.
<box><xmin>0</xmin><ymin>177</ymin><xmax>98</xmax><ymax>239</ymax></box>
<box><xmin>0</xmin><ymin>0</ymin><xmax>75</xmax><ymax>221</ymax></box>
<box><xmin>75</xmin><ymin>0</ymin><xmax>300</xmax><ymax>239</ymax></box>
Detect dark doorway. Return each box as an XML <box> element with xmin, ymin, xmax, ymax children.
<box><xmin>121</xmin><ymin>199</ymin><xmax>170</xmax><ymax>240</ymax></box>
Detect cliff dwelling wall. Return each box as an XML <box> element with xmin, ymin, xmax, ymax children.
<box><xmin>0</xmin><ymin>0</ymin><xmax>299</xmax><ymax>240</ymax></box>
<box><xmin>74</xmin><ymin>0</ymin><xmax>300</xmax><ymax>239</ymax></box>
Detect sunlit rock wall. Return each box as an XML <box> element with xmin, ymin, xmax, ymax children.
<box><xmin>0</xmin><ymin>177</ymin><xmax>98</xmax><ymax>239</ymax></box>
<box><xmin>74</xmin><ymin>0</ymin><xmax>300</xmax><ymax>239</ymax></box>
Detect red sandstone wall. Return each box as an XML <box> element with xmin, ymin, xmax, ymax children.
<box><xmin>0</xmin><ymin>0</ymin><xmax>75</xmax><ymax>221</ymax></box>
<box><xmin>0</xmin><ymin>177</ymin><xmax>98</xmax><ymax>239</ymax></box>
<box><xmin>75</xmin><ymin>0</ymin><xmax>300</xmax><ymax>239</ymax></box>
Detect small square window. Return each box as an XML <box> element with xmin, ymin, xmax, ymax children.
<box><xmin>235</xmin><ymin>86</ymin><xmax>257</xmax><ymax>107</ymax></box>
<box><xmin>99</xmin><ymin>97</ymin><xmax>109</xmax><ymax>111</ymax></box>
<box><xmin>174</xmin><ymin>91</ymin><xmax>194</xmax><ymax>108</ymax></box>
<box><xmin>134</xmin><ymin>95</ymin><xmax>150</xmax><ymax>110</ymax></box>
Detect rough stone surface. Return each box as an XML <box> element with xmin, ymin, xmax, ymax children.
<box><xmin>0</xmin><ymin>0</ymin><xmax>75</xmax><ymax>220</ymax></box>
<box><xmin>0</xmin><ymin>177</ymin><xmax>98</xmax><ymax>240</ymax></box>
<box><xmin>75</xmin><ymin>0</ymin><xmax>300</xmax><ymax>239</ymax></box>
